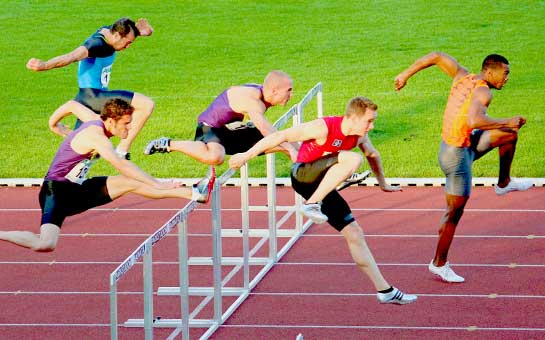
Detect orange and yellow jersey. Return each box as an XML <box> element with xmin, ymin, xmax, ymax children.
<box><xmin>441</xmin><ymin>74</ymin><xmax>488</xmax><ymax>147</ymax></box>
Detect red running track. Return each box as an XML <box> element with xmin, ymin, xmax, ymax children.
<box><xmin>0</xmin><ymin>185</ymin><xmax>543</xmax><ymax>339</ymax></box>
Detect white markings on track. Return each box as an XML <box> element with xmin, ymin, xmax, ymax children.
<box><xmin>0</xmin><ymin>233</ymin><xmax>538</xmax><ymax>239</ymax></box>
<box><xmin>249</xmin><ymin>292</ymin><xmax>545</xmax><ymax>299</ymax></box>
<box><xmin>1</xmin><ymin>291</ymin><xmax>544</xmax><ymax>299</ymax></box>
<box><xmin>219</xmin><ymin>324</ymin><xmax>545</xmax><ymax>332</ymax></box>
<box><xmin>1</xmin><ymin>207</ymin><xmax>544</xmax><ymax>212</ymax></box>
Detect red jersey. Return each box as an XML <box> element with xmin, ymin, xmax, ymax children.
<box><xmin>296</xmin><ymin>116</ymin><xmax>360</xmax><ymax>163</ymax></box>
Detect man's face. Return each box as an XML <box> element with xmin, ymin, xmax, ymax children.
<box><xmin>271</xmin><ymin>78</ymin><xmax>293</xmax><ymax>106</ymax></box>
<box><xmin>354</xmin><ymin>109</ymin><xmax>377</xmax><ymax>136</ymax></box>
<box><xmin>488</xmin><ymin>63</ymin><xmax>510</xmax><ymax>90</ymax></box>
<box><xmin>112</xmin><ymin>30</ymin><xmax>136</xmax><ymax>51</ymax></box>
<box><xmin>109</xmin><ymin>115</ymin><xmax>132</xmax><ymax>139</ymax></box>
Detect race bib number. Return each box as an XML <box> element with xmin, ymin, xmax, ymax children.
<box><xmin>101</xmin><ymin>65</ymin><xmax>112</xmax><ymax>88</ymax></box>
<box><xmin>65</xmin><ymin>159</ymin><xmax>94</xmax><ymax>184</ymax></box>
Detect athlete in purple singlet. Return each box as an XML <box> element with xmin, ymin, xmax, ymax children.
<box><xmin>229</xmin><ymin>96</ymin><xmax>415</xmax><ymax>305</ymax></box>
<box><xmin>0</xmin><ymin>99</ymin><xmax>214</xmax><ymax>253</ymax></box>
<box><xmin>144</xmin><ymin>70</ymin><xmax>298</xmax><ymax>166</ymax></box>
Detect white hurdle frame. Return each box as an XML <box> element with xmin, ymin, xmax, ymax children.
<box><xmin>110</xmin><ymin>82</ymin><xmax>323</xmax><ymax>339</ymax></box>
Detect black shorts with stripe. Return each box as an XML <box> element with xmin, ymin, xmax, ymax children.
<box><xmin>39</xmin><ymin>177</ymin><xmax>112</xmax><ymax>228</ymax></box>
<box><xmin>194</xmin><ymin>122</ymin><xmax>264</xmax><ymax>155</ymax></box>
<box><xmin>290</xmin><ymin>153</ymin><xmax>355</xmax><ymax>231</ymax></box>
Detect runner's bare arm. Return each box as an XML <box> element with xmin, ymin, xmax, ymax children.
<box><xmin>395</xmin><ymin>52</ymin><xmax>469</xmax><ymax>90</ymax></box>
<box><xmin>244</xmin><ymin>99</ymin><xmax>299</xmax><ymax>160</ymax></box>
<box><xmin>467</xmin><ymin>87</ymin><xmax>526</xmax><ymax>130</ymax></box>
<box><xmin>358</xmin><ymin>135</ymin><xmax>401</xmax><ymax>192</ymax></box>
<box><xmin>48</xmin><ymin>100</ymin><xmax>99</xmax><ymax>137</ymax></box>
<box><xmin>84</xmin><ymin>128</ymin><xmax>169</xmax><ymax>188</ymax></box>
<box><xmin>26</xmin><ymin>46</ymin><xmax>88</xmax><ymax>71</ymax></box>
<box><xmin>229</xmin><ymin>119</ymin><xmax>326</xmax><ymax>169</ymax></box>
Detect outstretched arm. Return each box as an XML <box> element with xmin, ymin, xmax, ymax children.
<box><xmin>358</xmin><ymin>136</ymin><xmax>401</xmax><ymax>192</ymax></box>
<box><xmin>395</xmin><ymin>51</ymin><xmax>469</xmax><ymax>91</ymax></box>
<box><xmin>26</xmin><ymin>46</ymin><xmax>88</xmax><ymax>72</ymax></box>
<box><xmin>244</xmin><ymin>100</ymin><xmax>299</xmax><ymax>161</ymax></box>
<box><xmin>49</xmin><ymin>100</ymin><xmax>100</xmax><ymax>137</ymax></box>
<box><xmin>84</xmin><ymin>128</ymin><xmax>178</xmax><ymax>190</ymax></box>
<box><xmin>467</xmin><ymin>87</ymin><xmax>526</xmax><ymax>130</ymax></box>
<box><xmin>229</xmin><ymin>119</ymin><xmax>326</xmax><ymax>169</ymax></box>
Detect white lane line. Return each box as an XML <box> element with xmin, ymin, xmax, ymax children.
<box><xmin>0</xmin><ymin>291</ymin><xmax>141</xmax><ymax>295</ymax></box>
<box><xmin>250</xmin><ymin>292</ymin><xmax>545</xmax><ymax>298</ymax></box>
<box><xmin>1</xmin><ymin>291</ymin><xmax>543</xmax><ymax>299</ymax></box>
<box><xmin>220</xmin><ymin>324</ymin><xmax>545</xmax><ymax>331</ymax></box>
<box><xmin>0</xmin><ymin>323</ymin><xmax>543</xmax><ymax>332</ymax></box>
<box><xmin>1</xmin><ymin>207</ymin><xmax>544</xmax><ymax>212</ymax></box>
<box><xmin>0</xmin><ymin>323</ymin><xmax>110</xmax><ymax>327</ymax></box>
<box><xmin>1</xmin><ymin>262</ymin><xmax>544</xmax><ymax>267</ymax></box>
<box><xmin>275</xmin><ymin>263</ymin><xmax>545</xmax><ymax>268</ymax></box>
<box><xmin>10</xmin><ymin>233</ymin><xmax>541</xmax><ymax>238</ymax></box>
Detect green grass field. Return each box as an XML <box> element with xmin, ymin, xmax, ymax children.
<box><xmin>2</xmin><ymin>0</ymin><xmax>544</xmax><ymax>179</ymax></box>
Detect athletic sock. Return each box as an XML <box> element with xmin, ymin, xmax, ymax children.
<box><xmin>378</xmin><ymin>286</ymin><xmax>393</xmax><ymax>294</ymax></box>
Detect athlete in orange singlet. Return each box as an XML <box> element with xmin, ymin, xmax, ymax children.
<box><xmin>395</xmin><ymin>52</ymin><xmax>532</xmax><ymax>283</ymax></box>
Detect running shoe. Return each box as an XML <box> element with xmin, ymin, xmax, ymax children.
<box><xmin>494</xmin><ymin>179</ymin><xmax>533</xmax><ymax>196</ymax></box>
<box><xmin>301</xmin><ymin>202</ymin><xmax>328</xmax><ymax>224</ymax></box>
<box><xmin>336</xmin><ymin>170</ymin><xmax>372</xmax><ymax>191</ymax></box>
<box><xmin>191</xmin><ymin>166</ymin><xmax>216</xmax><ymax>203</ymax></box>
<box><xmin>377</xmin><ymin>287</ymin><xmax>417</xmax><ymax>305</ymax></box>
<box><xmin>428</xmin><ymin>260</ymin><xmax>465</xmax><ymax>283</ymax></box>
<box><xmin>144</xmin><ymin>137</ymin><xmax>171</xmax><ymax>155</ymax></box>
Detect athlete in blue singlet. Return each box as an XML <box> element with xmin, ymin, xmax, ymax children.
<box><xmin>144</xmin><ymin>70</ymin><xmax>299</xmax><ymax>165</ymax></box>
<box><xmin>0</xmin><ymin>99</ymin><xmax>215</xmax><ymax>253</ymax></box>
<box><xmin>27</xmin><ymin>17</ymin><xmax>155</xmax><ymax>159</ymax></box>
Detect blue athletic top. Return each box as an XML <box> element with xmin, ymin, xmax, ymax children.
<box><xmin>197</xmin><ymin>84</ymin><xmax>272</xmax><ymax>128</ymax></box>
<box><xmin>45</xmin><ymin>120</ymin><xmax>105</xmax><ymax>183</ymax></box>
<box><xmin>77</xmin><ymin>26</ymin><xmax>116</xmax><ymax>90</ymax></box>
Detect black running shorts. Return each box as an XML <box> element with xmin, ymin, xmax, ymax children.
<box><xmin>194</xmin><ymin>122</ymin><xmax>264</xmax><ymax>155</ymax></box>
<box><xmin>39</xmin><ymin>177</ymin><xmax>112</xmax><ymax>228</ymax></box>
<box><xmin>290</xmin><ymin>153</ymin><xmax>355</xmax><ymax>231</ymax></box>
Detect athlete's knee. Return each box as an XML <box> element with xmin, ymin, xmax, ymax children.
<box><xmin>343</xmin><ymin>223</ymin><xmax>365</xmax><ymax>246</ymax></box>
<box><xmin>33</xmin><ymin>240</ymin><xmax>57</xmax><ymax>252</ymax></box>
<box><xmin>202</xmin><ymin>148</ymin><xmax>225</xmax><ymax>165</ymax></box>
<box><xmin>443</xmin><ymin>203</ymin><xmax>466</xmax><ymax>224</ymax></box>
<box><xmin>340</xmin><ymin>151</ymin><xmax>363</xmax><ymax>170</ymax></box>
<box><xmin>133</xmin><ymin>94</ymin><xmax>155</xmax><ymax>116</ymax></box>
<box><xmin>206</xmin><ymin>154</ymin><xmax>225</xmax><ymax>165</ymax></box>
<box><xmin>507</xmin><ymin>130</ymin><xmax>518</xmax><ymax>143</ymax></box>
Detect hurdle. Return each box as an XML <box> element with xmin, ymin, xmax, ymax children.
<box><xmin>110</xmin><ymin>82</ymin><xmax>323</xmax><ymax>339</ymax></box>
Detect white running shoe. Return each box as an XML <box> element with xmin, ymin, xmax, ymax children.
<box><xmin>428</xmin><ymin>260</ymin><xmax>465</xmax><ymax>283</ymax></box>
<box><xmin>495</xmin><ymin>179</ymin><xmax>533</xmax><ymax>196</ymax></box>
<box><xmin>144</xmin><ymin>137</ymin><xmax>171</xmax><ymax>155</ymax></box>
<box><xmin>191</xmin><ymin>166</ymin><xmax>216</xmax><ymax>203</ymax></box>
<box><xmin>377</xmin><ymin>287</ymin><xmax>417</xmax><ymax>305</ymax></box>
<box><xmin>301</xmin><ymin>202</ymin><xmax>328</xmax><ymax>224</ymax></box>
<box><xmin>336</xmin><ymin>170</ymin><xmax>372</xmax><ymax>191</ymax></box>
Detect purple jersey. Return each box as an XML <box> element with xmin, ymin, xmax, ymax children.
<box><xmin>197</xmin><ymin>84</ymin><xmax>272</xmax><ymax>128</ymax></box>
<box><xmin>45</xmin><ymin>120</ymin><xmax>106</xmax><ymax>183</ymax></box>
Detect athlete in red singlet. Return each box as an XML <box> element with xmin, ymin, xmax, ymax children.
<box><xmin>229</xmin><ymin>96</ymin><xmax>417</xmax><ymax>305</ymax></box>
